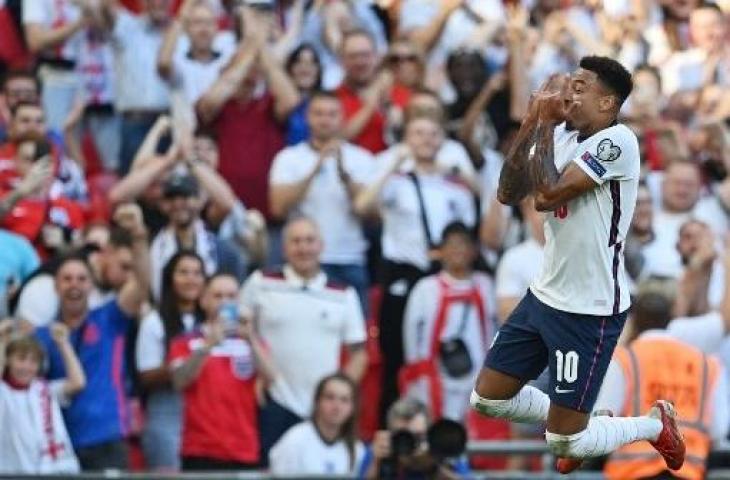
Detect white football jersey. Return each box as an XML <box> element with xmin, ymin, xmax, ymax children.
<box><xmin>530</xmin><ymin>122</ymin><xmax>640</xmax><ymax>316</ymax></box>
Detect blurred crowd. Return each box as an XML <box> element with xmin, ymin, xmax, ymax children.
<box><xmin>0</xmin><ymin>0</ymin><xmax>729</xmax><ymax>477</ymax></box>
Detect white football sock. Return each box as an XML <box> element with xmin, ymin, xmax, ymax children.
<box><xmin>545</xmin><ymin>415</ymin><xmax>663</xmax><ymax>459</ymax></box>
<box><xmin>470</xmin><ymin>386</ymin><xmax>550</xmax><ymax>424</ymax></box>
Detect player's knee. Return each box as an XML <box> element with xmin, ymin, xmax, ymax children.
<box><xmin>545</xmin><ymin>430</ymin><xmax>585</xmax><ymax>458</ymax></box>
<box><xmin>469</xmin><ymin>390</ymin><xmax>509</xmax><ymax>418</ymax></box>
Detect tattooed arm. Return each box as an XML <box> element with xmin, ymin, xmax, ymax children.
<box><xmin>530</xmin><ymin>94</ymin><xmax>596</xmax><ymax>212</ymax></box>
<box><xmin>497</xmin><ymin>115</ymin><xmax>538</xmax><ymax>205</ymax></box>
<box><xmin>497</xmin><ymin>74</ymin><xmax>571</xmax><ymax>206</ymax></box>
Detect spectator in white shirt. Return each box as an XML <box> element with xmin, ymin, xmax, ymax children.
<box><xmin>643</xmin><ymin>161</ymin><xmax>702</xmax><ymax>278</ymax></box>
<box><xmin>355</xmin><ymin>113</ymin><xmax>476</xmax><ymax>422</ymax></box>
<box><xmin>270</xmin><ymin>373</ymin><xmax>365</xmax><ymax>476</ymax></box>
<box><xmin>136</xmin><ymin>251</ymin><xmax>206</xmax><ymax>471</ymax></box>
<box><xmin>157</xmin><ymin>0</ymin><xmax>235</xmax><ymax>110</ymax></box>
<box><xmin>269</xmin><ymin>91</ymin><xmax>375</xmax><ymax>310</ymax></box>
<box><xmin>673</xmin><ymin>219</ymin><xmax>725</xmax><ymax>314</ymax></box>
<box><xmin>22</xmin><ymin>0</ymin><xmax>90</xmax><ymax>132</ymax></box>
<box><xmin>660</xmin><ymin>4</ymin><xmax>729</xmax><ymax>96</ymax></box>
<box><xmin>0</xmin><ymin>321</ymin><xmax>84</xmax><ymax>474</ymax></box>
<box><xmin>100</xmin><ymin>0</ymin><xmax>172</xmax><ymax>174</ymax></box>
<box><xmin>376</xmin><ymin>89</ymin><xmax>477</xmax><ymax>188</ymax></box>
<box><xmin>239</xmin><ymin>216</ymin><xmax>367</xmax><ymax>464</ymax></box>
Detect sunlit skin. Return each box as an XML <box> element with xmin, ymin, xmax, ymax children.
<box><xmin>283</xmin><ymin>218</ymin><xmax>323</xmax><ymax>279</ymax></box>
<box><xmin>661</xmin><ymin>162</ymin><xmax>701</xmax><ymax>213</ymax></box>
<box><xmin>8</xmin><ymin>104</ymin><xmax>45</xmax><ymax>140</ymax></box>
<box><xmin>307</xmin><ymin>96</ymin><xmax>343</xmax><ymax>143</ymax></box>
<box><xmin>186</xmin><ymin>4</ymin><xmax>217</xmax><ymax>57</ymax></box>
<box><xmin>200</xmin><ymin>275</ymin><xmax>239</xmax><ymax>321</ymax></box>
<box><xmin>172</xmin><ymin>256</ymin><xmax>206</xmax><ymax>308</ymax></box>
<box><xmin>6</xmin><ymin>352</ymin><xmax>41</xmax><ymax>387</ymax></box>
<box><xmin>404</xmin><ymin>117</ymin><xmax>443</xmax><ymax>164</ymax></box>
<box><xmin>289</xmin><ymin>48</ymin><xmax>321</xmax><ymax>93</ymax></box>
<box><xmin>341</xmin><ymin>34</ymin><xmax>378</xmax><ymax>89</ymax></box>
<box><xmin>314</xmin><ymin>379</ymin><xmax>355</xmax><ymax>440</ymax></box>
<box><xmin>55</xmin><ymin>260</ymin><xmax>94</xmax><ymax>326</ymax></box>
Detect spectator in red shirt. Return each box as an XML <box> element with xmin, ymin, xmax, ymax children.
<box><xmin>0</xmin><ymin>134</ymin><xmax>85</xmax><ymax>259</ymax></box>
<box><xmin>169</xmin><ymin>273</ymin><xmax>277</xmax><ymax>471</ymax></box>
<box><xmin>0</xmin><ymin>102</ymin><xmax>88</xmax><ymax>202</ymax></box>
<box><xmin>335</xmin><ymin>29</ymin><xmax>392</xmax><ymax>154</ymax></box>
<box><xmin>196</xmin><ymin>8</ymin><xmax>299</xmax><ymax>220</ymax></box>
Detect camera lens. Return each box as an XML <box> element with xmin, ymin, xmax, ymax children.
<box><xmin>427</xmin><ymin>419</ymin><xmax>467</xmax><ymax>458</ymax></box>
<box><xmin>390</xmin><ymin>430</ymin><xmax>417</xmax><ymax>457</ymax></box>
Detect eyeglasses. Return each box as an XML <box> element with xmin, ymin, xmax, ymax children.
<box><xmin>389</xmin><ymin>53</ymin><xmax>419</xmax><ymax>64</ymax></box>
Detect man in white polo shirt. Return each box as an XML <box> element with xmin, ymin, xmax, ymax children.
<box><xmin>239</xmin><ymin>216</ymin><xmax>368</xmax><ymax>465</ymax></box>
<box><xmin>269</xmin><ymin>91</ymin><xmax>375</xmax><ymax>311</ymax></box>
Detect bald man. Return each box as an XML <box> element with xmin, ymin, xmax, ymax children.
<box><xmin>239</xmin><ymin>217</ymin><xmax>368</xmax><ymax>464</ymax></box>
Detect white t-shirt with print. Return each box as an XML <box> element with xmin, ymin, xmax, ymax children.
<box><xmin>0</xmin><ymin>379</ymin><xmax>79</xmax><ymax>474</ymax></box>
<box><xmin>531</xmin><ymin>122</ymin><xmax>640</xmax><ymax>315</ymax></box>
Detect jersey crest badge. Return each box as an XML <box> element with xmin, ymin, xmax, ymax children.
<box><xmin>596</xmin><ymin>139</ymin><xmax>621</xmax><ymax>162</ymax></box>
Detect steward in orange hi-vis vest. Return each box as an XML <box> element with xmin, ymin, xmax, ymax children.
<box><xmin>604</xmin><ymin>336</ymin><xmax>722</xmax><ymax>480</ymax></box>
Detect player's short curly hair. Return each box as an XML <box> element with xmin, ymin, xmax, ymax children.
<box><xmin>579</xmin><ymin>56</ymin><xmax>633</xmax><ymax>106</ymax></box>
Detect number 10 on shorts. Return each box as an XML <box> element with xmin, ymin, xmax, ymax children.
<box><xmin>555</xmin><ymin>350</ymin><xmax>578</xmax><ymax>383</ymax></box>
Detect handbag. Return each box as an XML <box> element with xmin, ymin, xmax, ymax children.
<box><xmin>439</xmin><ymin>301</ymin><xmax>474</xmax><ymax>378</ymax></box>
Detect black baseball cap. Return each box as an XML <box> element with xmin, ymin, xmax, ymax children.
<box><xmin>163</xmin><ymin>172</ymin><xmax>199</xmax><ymax>198</ymax></box>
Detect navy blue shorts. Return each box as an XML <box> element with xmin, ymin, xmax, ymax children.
<box><xmin>484</xmin><ymin>289</ymin><xmax>627</xmax><ymax>413</ymax></box>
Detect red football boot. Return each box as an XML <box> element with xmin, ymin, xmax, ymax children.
<box><xmin>648</xmin><ymin>400</ymin><xmax>685</xmax><ymax>471</ymax></box>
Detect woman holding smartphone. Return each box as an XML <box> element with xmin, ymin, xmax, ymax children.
<box><xmin>136</xmin><ymin>251</ymin><xmax>206</xmax><ymax>471</ymax></box>
<box><xmin>169</xmin><ymin>273</ymin><xmax>277</xmax><ymax>471</ymax></box>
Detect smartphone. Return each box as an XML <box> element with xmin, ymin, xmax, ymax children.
<box><xmin>218</xmin><ymin>301</ymin><xmax>240</xmax><ymax>334</ymax></box>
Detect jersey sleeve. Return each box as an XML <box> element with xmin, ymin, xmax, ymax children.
<box><xmin>135</xmin><ymin>311</ymin><xmax>165</xmax><ymax>372</ymax></box>
<box><xmin>269</xmin><ymin>149</ymin><xmax>300</xmax><ymax>185</ymax></box>
<box><xmin>572</xmin><ymin>128</ymin><xmax>639</xmax><ymax>185</ymax></box>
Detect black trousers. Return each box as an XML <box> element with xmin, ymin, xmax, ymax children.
<box><xmin>77</xmin><ymin>439</ymin><xmax>129</xmax><ymax>471</ymax></box>
<box><xmin>258</xmin><ymin>395</ymin><xmax>303</xmax><ymax>467</ymax></box>
<box><xmin>377</xmin><ymin>260</ymin><xmax>427</xmax><ymax>426</ymax></box>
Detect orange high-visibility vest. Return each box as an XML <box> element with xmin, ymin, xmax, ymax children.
<box><xmin>604</xmin><ymin>336</ymin><xmax>721</xmax><ymax>480</ymax></box>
